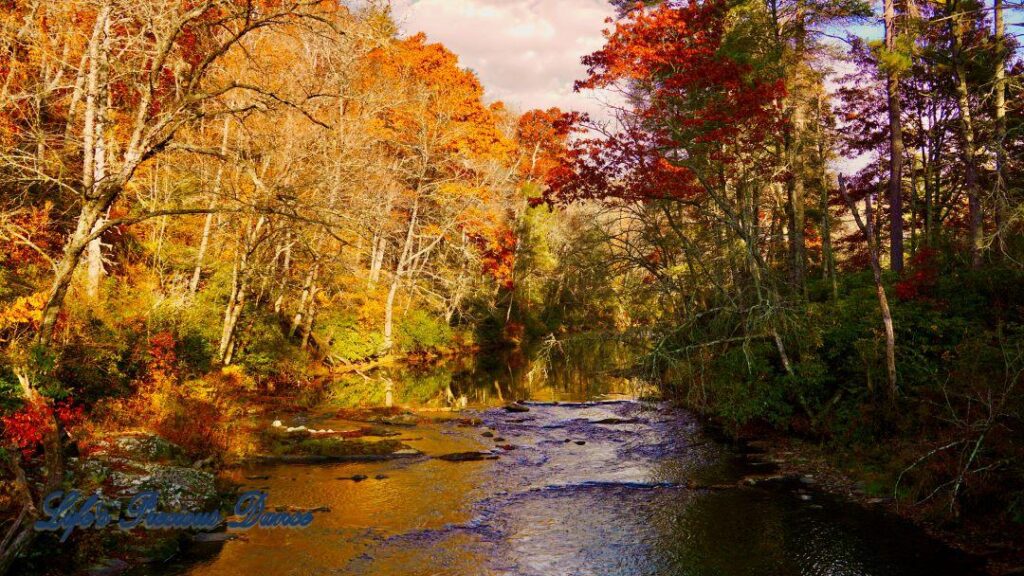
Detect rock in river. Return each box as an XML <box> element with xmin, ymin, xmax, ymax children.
<box><xmin>86</xmin><ymin>558</ymin><xmax>130</xmax><ymax>576</ymax></box>
<box><xmin>592</xmin><ymin>417</ymin><xmax>639</xmax><ymax>425</ymax></box>
<box><xmin>193</xmin><ymin>532</ymin><xmax>239</xmax><ymax>543</ymax></box>
<box><xmin>437</xmin><ymin>451</ymin><xmax>500</xmax><ymax>462</ymax></box>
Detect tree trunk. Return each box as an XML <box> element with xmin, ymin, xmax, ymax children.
<box><xmin>84</xmin><ymin>8</ymin><xmax>111</xmax><ymax>299</ymax></box>
<box><xmin>815</xmin><ymin>98</ymin><xmax>838</xmax><ymax>300</ymax></box>
<box><xmin>382</xmin><ymin>198</ymin><xmax>418</xmax><ymax>352</ymax></box>
<box><xmin>85</xmin><ymin>218</ymin><xmax>106</xmax><ymax>299</ymax></box>
<box><xmin>219</xmin><ymin>257</ymin><xmax>246</xmax><ymax>365</ymax></box>
<box><xmin>38</xmin><ymin>1</ymin><xmax>117</xmax><ymax>343</ymax></box>
<box><xmin>300</xmin><ymin>288</ymin><xmax>317</xmax><ymax>349</ymax></box>
<box><xmin>921</xmin><ymin>142</ymin><xmax>935</xmax><ymax>245</ymax></box>
<box><xmin>290</xmin><ymin>264</ymin><xmax>319</xmax><ymax>337</ymax></box>
<box><xmin>218</xmin><ymin>216</ymin><xmax>264</xmax><ymax>364</ymax></box>
<box><xmin>190</xmin><ymin>117</ymin><xmax>230</xmax><ymax>295</ymax></box>
<box><xmin>820</xmin><ymin>179</ymin><xmax>838</xmax><ymax>301</ymax></box>
<box><xmin>952</xmin><ymin>8</ymin><xmax>983</xmax><ymax>267</ymax></box>
<box><xmin>383</xmin><ymin>274</ymin><xmax>401</xmax><ymax>353</ymax></box>
<box><xmin>909</xmin><ymin>152</ymin><xmax>919</xmax><ymax>255</ymax></box>
<box><xmin>39</xmin><ymin>198</ymin><xmax>113</xmax><ymax>343</ymax></box>
<box><xmin>839</xmin><ymin>176</ymin><xmax>897</xmax><ymax>400</ymax></box>
<box><xmin>786</xmin><ymin>154</ymin><xmax>806</xmax><ymax>295</ymax></box>
<box><xmin>785</xmin><ymin>6</ymin><xmax>807</xmax><ymax>295</ymax></box>
<box><xmin>885</xmin><ymin>0</ymin><xmax>905</xmax><ymax>273</ymax></box>
<box><xmin>368</xmin><ymin>235</ymin><xmax>385</xmax><ymax>287</ymax></box>
<box><xmin>273</xmin><ymin>233</ymin><xmax>292</xmax><ymax>314</ymax></box>
<box><xmin>993</xmin><ymin>0</ymin><xmax>1007</xmax><ymax>254</ymax></box>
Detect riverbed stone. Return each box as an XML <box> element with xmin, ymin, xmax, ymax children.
<box><xmin>437</xmin><ymin>451</ymin><xmax>499</xmax><ymax>462</ymax></box>
<box><xmin>86</xmin><ymin>558</ymin><xmax>130</xmax><ymax>576</ymax></box>
<box><xmin>378</xmin><ymin>413</ymin><xmax>419</xmax><ymax>426</ymax></box>
<box><xmin>592</xmin><ymin>417</ymin><xmax>640</xmax><ymax>425</ymax></box>
<box><xmin>193</xmin><ymin>532</ymin><xmax>239</xmax><ymax>543</ymax></box>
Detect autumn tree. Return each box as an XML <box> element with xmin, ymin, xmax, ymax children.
<box><xmin>0</xmin><ymin>1</ymin><xmax>343</xmax><ymax>568</ymax></box>
<box><xmin>357</xmin><ymin>33</ymin><xmax>515</xmax><ymax>351</ymax></box>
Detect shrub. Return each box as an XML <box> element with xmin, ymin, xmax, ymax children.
<box><xmin>235</xmin><ymin>313</ymin><xmax>305</xmax><ymax>383</ymax></box>
<box><xmin>706</xmin><ymin>343</ymin><xmax>793</xmax><ymax>430</ymax></box>
<box><xmin>175</xmin><ymin>331</ymin><xmax>213</xmax><ymax>376</ymax></box>
<box><xmin>397</xmin><ymin>309</ymin><xmax>452</xmax><ymax>353</ymax></box>
<box><xmin>319</xmin><ymin>311</ymin><xmax>383</xmax><ymax>362</ymax></box>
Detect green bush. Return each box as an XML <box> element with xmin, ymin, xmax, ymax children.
<box><xmin>706</xmin><ymin>343</ymin><xmax>793</xmax><ymax>430</ymax></box>
<box><xmin>397</xmin><ymin>309</ymin><xmax>452</xmax><ymax>353</ymax></box>
<box><xmin>235</xmin><ymin>313</ymin><xmax>306</xmax><ymax>381</ymax></box>
<box><xmin>175</xmin><ymin>331</ymin><xmax>213</xmax><ymax>376</ymax></box>
<box><xmin>319</xmin><ymin>312</ymin><xmax>383</xmax><ymax>362</ymax></box>
<box><xmin>55</xmin><ymin>319</ymin><xmax>142</xmax><ymax>404</ymax></box>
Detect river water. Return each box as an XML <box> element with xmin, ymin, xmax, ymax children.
<box><xmin>158</xmin><ymin>346</ymin><xmax>983</xmax><ymax>576</ymax></box>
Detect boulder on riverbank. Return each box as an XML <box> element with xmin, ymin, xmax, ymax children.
<box><xmin>85</xmin><ymin>432</ymin><xmax>189</xmax><ymax>466</ymax></box>
<box><xmin>109</xmin><ymin>466</ymin><xmax>219</xmax><ymax>511</ymax></box>
<box><xmin>57</xmin><ymin>432</ymin><xmax>223</xmax><ymax>576</ymax></box>
<box><xmin>78</xmin><ymin>432</ymin><xmax>219</xmax><ymax>511</ymax></box>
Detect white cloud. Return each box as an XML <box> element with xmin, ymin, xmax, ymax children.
<box><xmin>390</xmin><ymin>0</ymin><xmax>616</xmax><ymax>119</ymax></box>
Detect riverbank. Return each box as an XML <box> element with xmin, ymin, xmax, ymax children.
<box><xmin>730</xmin><ymin>431</ymin><xmax>1024</xmax><ymax>575</ymax></box>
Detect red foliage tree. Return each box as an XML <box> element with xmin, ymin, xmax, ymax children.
<box><xmin>538</xmin><ymin>0</ymin><xmax>786</xmax><ymax>207</ymax></box>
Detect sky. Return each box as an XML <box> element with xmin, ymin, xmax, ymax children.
<box><xmin>390</xmin><ymin>1</ymin><xmax>1022</xmax><ymax>114</ymax></box>
<box><xmin>390</xmin><ymin>0</ymin><xmax>617</xmax><ymax>118</ymax></box>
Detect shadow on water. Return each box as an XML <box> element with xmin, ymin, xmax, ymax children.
<box><xmin>136</xmin><ymin>345</ymin><xmax>983</xmax><ymax>576</ymax></box>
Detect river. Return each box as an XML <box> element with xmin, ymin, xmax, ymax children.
<box><xmin>149</xmin><ymin>345</ymin><xmax>983</xmax><ymax>576</ymax></box>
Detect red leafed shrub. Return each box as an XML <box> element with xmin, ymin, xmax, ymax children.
<box><xmin>2</xmin><ymin>398</ymin><xmax>83</xmax><ymax>458</ymax></box>
<box><xmin>55</xmin><ymin>400</ymin><xmax>85</xmax><ymax>429</ymax></box>
<box><xmin>148</xmin><ymin>331</ymin><xmax>178</xmax><ymax>374</ymax></box>
<box><xmin>142</xmin><ymin>331</ymin><xmax>179</xmax><ymax>390</ymax></box>
<box><xmin>895</xmin><ymin>248</ymin><xmax>941</xmax><ymax>301</ymax></box>
<box><xmin>153</xmin><ymin>397</ymin><xmax>228</xmax><ymax>457</ymax></box>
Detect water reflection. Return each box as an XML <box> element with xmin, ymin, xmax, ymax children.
<box><xmin>329</xmin><ymin>340</ymin><xmax>645</xmax><ymax>409</ymax></box>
